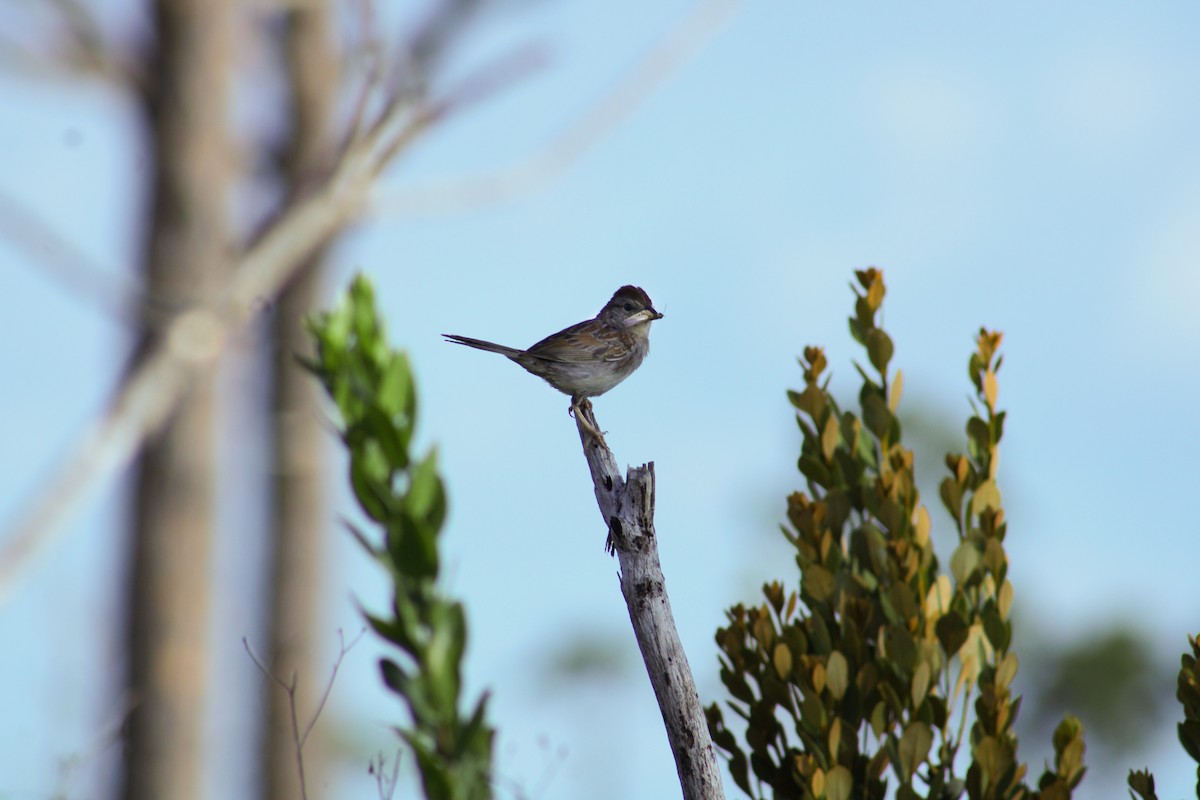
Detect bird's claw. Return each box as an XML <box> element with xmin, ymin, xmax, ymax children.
<box><xmin>570</xmin><ymin>400</ymin><xmax>609</xmax><ymax>449</ymax></box>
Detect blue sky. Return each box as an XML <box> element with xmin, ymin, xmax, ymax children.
<box><xmin>1</xmin><ymin>1</ymin><xmax>1198</xmax><ymax>798</ymax></box>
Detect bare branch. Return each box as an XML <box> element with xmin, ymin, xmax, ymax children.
<box><xmin>243</xmin><ymin>629</ymin><xmax>366</xmax><ymax>800</ymax></box>
<box><xmin>402</xmin><ymin>0</ymin><xmax>483</xmax><ymax>83</ymax></box>
<box><xmin>299</xmin><ymin>628</ymin><xmax>366</xmax><ymax>747</ymax></box>
<box><xmin>0</xmin><ymin>189</ymin><xmax>147</xmax><ymax>324</ymax></box>
<box><xmin>571</xmin><ymin>404</ymin><xmax>725</xmax><ymax>800</ymax></box>
<box><xmin>368</xmin><ymin>749</ymin><xmax>403</xmax><ymax>800</ymax></box>
<box><xmin>0</xmin><ymin>57</ymin><xmax>541</xmax><ymax>605</ymax></box>
<box><xmin>0</xmin><ymin>0</ymin><xmax>147</xmax><ymax>90</ymax></box>
<box><xmin>372</xmin><ymin>0</ymin><xmax>745</xmax><ymax>217</ymax></box>
<box><xmin>342</xmin><ymin>0</ymin><xmax>383</xmax><ymax>155</ymax></box>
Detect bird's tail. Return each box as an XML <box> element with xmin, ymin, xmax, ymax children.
<box><xmin>442</xmin><ymin>334</ymin><xmax>524</xmax><ymax>359</ymax></box>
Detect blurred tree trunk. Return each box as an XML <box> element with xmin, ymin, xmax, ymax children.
<box><xmin>123</xmin><ymin>1</ymin><xmax>233</xmax><ymax>798</ymax></box>
<box><xmin>263</xmin><ymin>5</ymin><xmax>339</xmax><ymax>799</ymax></box>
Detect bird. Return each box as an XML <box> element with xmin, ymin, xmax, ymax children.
<box><xmin>444</xmin><ymin>285</ymin><xmax>663</xmax><ymax>446</ymax></box>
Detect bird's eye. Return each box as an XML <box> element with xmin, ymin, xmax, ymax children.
<box><xmin>623</xmin><ymin>302</ymin><xmax>635</xmax><ymax>311</ymax></box>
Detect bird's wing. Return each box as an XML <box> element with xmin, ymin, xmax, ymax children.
<box><xmin>525</xmin><ymin>321</ymin><xmax>631</xmax><ymax>363</ymax></box>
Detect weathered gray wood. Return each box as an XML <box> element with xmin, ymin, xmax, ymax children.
<box><xmin>573</xmin><ymin>403</ymin><xmax>726</xmax><ymax>800</ymax></box>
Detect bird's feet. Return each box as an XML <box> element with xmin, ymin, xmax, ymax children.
<box><xmin>569</xmin><ymin>399</ymin><xmax>608</xmax><ymax>450</ymax></box>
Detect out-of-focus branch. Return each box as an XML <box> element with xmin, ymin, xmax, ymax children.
<box><xmin>0</xmin><ymin>0</ymin><xmax>146</xmax><ymax>91</ymax></box>
<box><xmin>402</xmin><ymin>0</ymin><xmax>483</xmax><ymax>83</ymax></box>
<box><xmin>0</xmin><ymin>190</ymin><xmax>147</xmax><ymax>324</ymax></box>
<box><xmin>372</xmin><ymin>0</ymin><xmax>745</xmax><ymax>217</ymax></box>
<box><xmin>263</xmin><ymin>1</ymin><xmax>340</xmax><ymax>796</ymax></box>
<box><xmin>0</xmin><ymin>51</ymin><xmax>539</xmax><ymax>605</ymax></box>
<box><xmin>572</xmin><ymin>404</ymin><xmax>726</xmax><ymax>800</ymax></box>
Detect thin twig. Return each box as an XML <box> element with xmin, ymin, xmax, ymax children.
<box><xmin>300</xmin><ymin>628</ymin><xmax>366</xmax><ymax>747</ymax></box>
<box><xmin>243</xmin><ymin>628</ymin><xmax>367</xmax><ymax>800</ymax></box>
<box><xmin>368</xmin><ymin>749</ymin><xmax>403</xmax><ymax>800</ymax></box>
<box><xmin>372</xmin><ymin>0</ymin><xmax>745</xmax><ymax>217</ymax></box>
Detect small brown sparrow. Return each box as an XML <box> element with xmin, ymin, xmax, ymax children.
<box><xmin>444</xmin><ymin>286</ymin><xmax>663</xmax><ymax>444</ymax></box>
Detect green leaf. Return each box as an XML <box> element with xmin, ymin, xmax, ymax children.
<box><xmin>970</xmin><ymin>479</ymin><xmax>1002</xmax><ymax>518</ymax></box>
<box><xmin>378</xmin><ymin>353</ymin><xmax>414</xmax><ymax>420</ymax></box>
<box><xmin>390</xmin><ymin>512</ymin><xmax>440</xmax><ymax>580</ymax></box>
<box><xmin>789</xmin><ymin>383</ymin><xmax>827</xmax><ymax>420</ymax></box>
<box><xmin>357</xmin><ymin>405</ymin><xmax>410</xmax><ymax>471</ymax></box>
<box><xmin>773</xmin><ymin>643</ymin><xmax>793</xmax><ymax>679</ymax></box>
<box><xmin>1127</xmin><ymin>769</ymin><xmax>1158</xmax><ymax>800</ymax></box>
<box><xmin>827</xmin><ymin>651</ymin><xmax>850</xmax><ymax>700</ymax></box>
<box><xmin>897</xmin><ymin>722</ymin><xmax>933</xmax><ymax>782</ymax></box>
<box><xmin>966</xmin><ymin>416</ymin><xmax>991</xmax><ymax>461</ymax></box>
<box><xmin>802</xmin><ymin>564</ymin><xmax>836</xmax><ymax>604</ymax></box>
<box><xmin>826</xmin><ymin>488</ymin><xmax>851</xmax><ymax>532</ymax></box>
<box><xmin>866</xmin><ymin>329</ymin><xmax>894</xmax><ymax>375</ymax></box>
<box><xmin>982</xmin><ymin>605</ymin><xmax>1011</xmax><ymax>652</ymax></box>
<box><xmin>1179</xmin><ymin>719</ymin><xmax>1200</xmax><ymax>763</ymax></box>
<box><xmin>849</xmin><ymin>316</ymin><xmax>867</xmax><ymax>345</ymax></box>
<box><xmin>1053</xmin><ymin>715</ymin><xmax>1086</xmax><ymax>783</ymax></box>
<box><xmin>821</xmin><ymin>414</ymin><xmax>840</xmax><ymax>462</ymax></box>
<box><xmin>911</xmin><ymin>660</ymin><xmax>931</xmax><ymax>707</ymax></box>
<box><xmin>861</xmin><ymin>390</ymin><xmax>892</xmax><ymax>440</ymax></box>
<box><xmin>405</xmin><ymin>450</ymin><xmax>446</xmax><ymax>527</ymax></box>
<box><xmin>826</xmin><ymin>765</ymin><xmax>853</xmax><ymax>800</ymax></box>
<box><xmin>935</xmin><ymin>613</ymin><xmax>970</xmax><ymax>656</ymax></box>
<box><xmin>940</xmin><ymin>478</ymin><xmax>962</xmax><ymax>528</ymax></box>
<box><xmin>798</xmin><ymin>453</ymin><xmax>832</xmax><ymax>488</ymax></box>
<box><xmin>349</xmin><ymin>457</ymin><xmax>390</xmax><ymax>522</ymax></box>
<box><xmin>995</xmin><ymin>652</ymin><xmax>1018</xmax><ymax>689</ymax></box>
<box><xmin>950</xmin><ymin>540</ymin><xmax>981</xmax><ymax>585</ymax></box>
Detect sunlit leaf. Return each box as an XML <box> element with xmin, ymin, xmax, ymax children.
<box><xmin>889</xmin><ymin>369</ymin><xmax>904</xmax><ymax>412</ymax></box>
<box><xmin>983</xmin><ymin>368</ymin><xmax>998</xmax><ymax>409</ymax></box>
<box><xmin>826</xmin><ymin>765</ymin><xmax>853</xmax><ymax>800</ymax></box>
<box><xmin>950</xmin><ymin>540</ymin><xmax>980</xmax><ymax>585</ymax></box>
<box><xmin>970</xmin><ymin>479</ymin><xmax>1001</xmax><ymax>518</ymax></box>
<box><xmin>996</xmin><ymin>652</ymin><xmax>1019</xmax><ymax>690</ymax></box>
<box><xmin>773</xmin><ymin>643</ymin><xmax>793</xmax><ymax>680</ymax></box>
<box><xmin>827</xmin><ymin>651</ymin><xmax>850</xmax><ymax>700</ymax></box>
<box><xmin>822</xmin><ymin>413</ymin><xmax>840</xmax><ymax>462</ymax></box>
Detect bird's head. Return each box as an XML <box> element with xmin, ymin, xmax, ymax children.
<box><xmin>603</xmin><ymin>285</ymin><xmax>663</xmax><ymax>329</ymax></box>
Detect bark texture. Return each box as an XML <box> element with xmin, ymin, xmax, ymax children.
<box><xmin>573</xmin><ymin>404</ymin><xmax>726</xmax><ymax>800</ymax></box>
<box><xmin>263</xmin><ymin>4</ymin><xmax>339</xmax><ymax>798</ymax></box>
<box><xmin>123</xmin><ymin>1</ymin><xmax>233</xmax><ymax>798</ymax></box>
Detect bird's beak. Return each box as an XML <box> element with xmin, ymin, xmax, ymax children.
<box><xmin>625</xmin><ymin>308</ymin><xmax>663</xmax><ymax>326</ymax></box>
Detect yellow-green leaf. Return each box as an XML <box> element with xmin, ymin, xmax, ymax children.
<box><xmin>803</xmin><ymin>564</ymin><xmax>836</xmax><ymax>603</ymax></box>
<box><xmin>898</xmin><ymin>722</ymin><xmax>933</xmax><ymax>781</ymax></box>
<box><xmin>911</xmin><ymin>660</ymin><xmax>931</xmax><ymax>707</ymax></box>
<box><xmin>914</xmin><ymin>505</ymin><xmax>931</xmax><ymax>547</ymax></box>
<box><xmin>924</xmin><ymin>575</ymin><xmax>952</xmax><ymax>621</ymax></box>
<box><xmin>827</xmin><ymin>651</ymin><xmax>849</xmax><ymax>700</ymax></box>
<box><xmin>773</xmin><ymin>643</ymin><xmax>793</xmax><ymax>679</ymax></box>
<box><xmin>889</xmin><ymin>369</ymin><xmax>904</xmax><ymax>412</ymax></box>
<box><xmin>813</xmin><ymin>661</ymin><xmax>826</xmax><ymax>693</ymax></box>
<box><xmin>970</xmin><ymin>479</ymin><xmax>1001</xmax><ymax>517</ymax></box>
<box><xmin>998</xmin><ymin>579</ymin><xmax>1014</xmax><ymax>619</ymax></box>
<box><xmin>822</xmin><ymin>414</ymin><xmax>840</xmax><ymax>462</ymax></box>
<box><xmin>826</xmin><ymin>765</ymin><xmax>853</xmax><ymax>800</ymax></box>
<box><xmin>950</xmin><ymin>541</ymin><xmax>980</xmax><ymax>585</ymax></box>
<box><xmin>996</xmin><ymin>652</ymin><xmax>1019</xmax><ymax>689</ymax></box>
<box><xmin>983</xmin><ymin>368</ymin><xmax>998</xmax><ymax>409</ymax></box>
